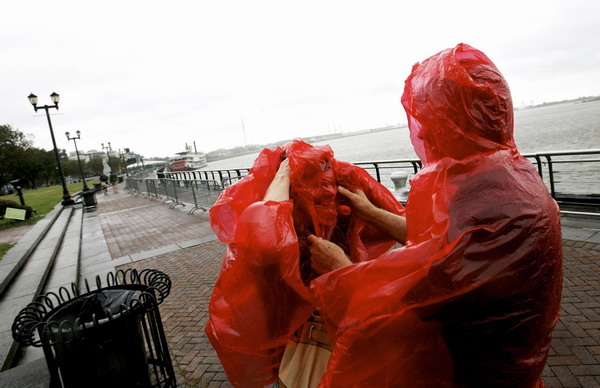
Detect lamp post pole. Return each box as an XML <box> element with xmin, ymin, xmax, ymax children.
<box><xmin>119</xmin><ymin>150</ymin><xmax>129</xmax><ymax>177</ymax></box>
<box><xmin>66</xmin><ymin>131</ymin><xmax>88</xmax><ymax>191</ymax></box>
<box><xmin>27</xmin><ymin>92</ymin><xmax>74</xmax><ymax>206</ymax></box>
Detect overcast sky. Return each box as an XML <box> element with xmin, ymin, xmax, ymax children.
<box><xmin>2</xmin><ymin>0</ymin><xmax>599</xmax><ymax>158</ymax></box>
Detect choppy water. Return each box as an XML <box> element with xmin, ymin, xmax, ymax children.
<box><xmin>206</xmin><ymin>101</ymin><xmax>600</xmax><ymax>169</ymax></box>
<box><xmin>202</xmin><ymin>101</ymin><xmax>600</xmax><ymax>195</ymax></box>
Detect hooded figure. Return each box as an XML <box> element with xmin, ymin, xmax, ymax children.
<box><xmin>309</xmin><ymin>44</ymin><xmax>563</xmax><ymax>386</ymax></box>
<box><xmin>207</xmin><ymin>43</ymin><xmax>562</xmax><ymax>387</ymax></box>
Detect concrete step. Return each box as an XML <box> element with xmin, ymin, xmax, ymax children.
<box><xmin>42</xmin><ymin>206</ymin><xmax>83</xmax><ymax>292</ymax></box>
<box><xmin>0</xmin><ymin>204</ymin><xmax>63</xmax><ymax>296</ymax></box>
<box><xmin>78</xmin><ymin>208</ymin><xmax>117</xmax><ymax>290</ymax></box>
<box><xmin>0</xmin><ymin>206</ymin><xmax>74</xmax><ymax>371</ymax></box>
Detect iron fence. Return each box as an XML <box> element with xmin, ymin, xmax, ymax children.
<box><xmin>126</xmin><ymin>149</ymin><xmax>600</xmax><ymax>214</ymax></box>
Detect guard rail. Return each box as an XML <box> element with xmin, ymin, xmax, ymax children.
<box><xmin>126</xmin><ymin>149</ymin><xmax>600</xmax><ymax>214</ymax></box>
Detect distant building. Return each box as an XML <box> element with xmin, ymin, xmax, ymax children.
<box><xmin>68</xmin><ymin>149</ymin><xmax>111</xmax><ymax>162</ymax></box>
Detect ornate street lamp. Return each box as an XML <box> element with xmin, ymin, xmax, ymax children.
<box><xmin>65</xmin><ymin>131</ymin><xmax>88</xmax><ymax>191</ymax></box>
<box><xmin>27</xmin><ymin>92</ymin><xmax>74</xmax><ymax>206</ymax></box>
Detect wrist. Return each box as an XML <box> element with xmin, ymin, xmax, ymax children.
<box><xmin>364</xmin><ymin>204</ymin><xmax>382</xmax><ymax>218</ymax></box>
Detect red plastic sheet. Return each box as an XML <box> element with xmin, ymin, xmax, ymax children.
<box><xmin>206</xmin><ymin>140</ymin><xmax>404</xmax><ymax>386</ymax></box>
<box><xmin>207</xmin><ymin>43</ymin><xmax>563</xmax><ymax>387</ymax></box>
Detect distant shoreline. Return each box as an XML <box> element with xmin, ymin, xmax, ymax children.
<box><xmin>516</xmin><ymin>96</ymin><xmax>600</xmax><ymax>110</ymax></box>
<box><xmin>206</xmin><ymin>125</ymin><xmax>406</xmax><ymax>163</ymax></box>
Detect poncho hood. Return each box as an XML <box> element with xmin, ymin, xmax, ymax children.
<box><xmin>402</xmin><ymin>43</ymin><xmax>516</xmax><ymax>164</ymax></box>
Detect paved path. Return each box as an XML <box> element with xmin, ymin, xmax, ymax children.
<box><xmin>91</xmin><ymin>189</ymin><xmax>228</xmax><ymax>388</ymax></box>
<box><xmin>543</xmin><ymin>240</ymin><xmax>600</xmax><ymax>387</ymax></box>
<box><xmin>0</xmin><ymin>224</ymin><xmax>33</xmax><ymax>245</ymax></box>
<box><xmin>9</xmin><ymin>187</ymin><xmax>597</xmax><ymax>388</ymax></box>
<box><xmin>96</xmin><ymin>189</ymin><xmax>600</xmax><ymax>388</ymax></box>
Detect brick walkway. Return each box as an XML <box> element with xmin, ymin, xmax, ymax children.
<box><xmin>542</xmin><ymin>240</ymin><xmax>600</xmax><ymax>387</ymax></box>
<box><xmin>96</xmin><ymin>189</ymin><xmax>231</xmax><ymax>387</ymax></box>
<box><xmin>89</xmin><ymin>189</ymin><xmax>600</xmax><ymax>388</ymax></box>
<box><xmin>119</xmin><ymin>241</ymin><xmax>228</xmax><ymax>388</ymax></box>
<box><xmin>94</xmin><ymin>189</ymin><xmax>215</xmax><ymax>258</ymax></box>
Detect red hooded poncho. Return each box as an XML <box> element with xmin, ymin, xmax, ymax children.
<box><xmin>207</xmin><ymin>43</ymin><xmax>563</xmax><ymax>387</ymax></box>
<box><xmin>206</xmin><ymin>140</ymin><xmax>404</xmax><ymax>386</ymax></box>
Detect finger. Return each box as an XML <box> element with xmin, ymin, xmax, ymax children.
<box><xmin>339</xmin><ymin>186</ymin><xmax>364</xmax><ymax>196</ymax></box>
<box><xmin>337</xmin><ymin>186</ymin><xmax>354</xmax><ymax>198</ymax></box>
<box><xmin>278</xmin><ymin>159</ymin><xmax>290</xmax><ymax>172</ymax></box>
<box><xmin>355</xmin><ymin>189</ymin><xmax>368</xmax><ymax>199</ymax></box>
<box><xmin>307</xmin><ymin>234</ymin><xmax>319</xmax><ymax>244</ymax></box>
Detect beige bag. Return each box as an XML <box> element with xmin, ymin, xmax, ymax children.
<box><xmin>278</xmin><ymin>313</ymin><xmax>332</xmax><ymax>388</ymax></box>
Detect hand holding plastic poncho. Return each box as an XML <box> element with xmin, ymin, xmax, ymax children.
<box><xmin>207</xmin><ymin>43</ymin><xmax>563</xmax><ymax>387</ymax></box>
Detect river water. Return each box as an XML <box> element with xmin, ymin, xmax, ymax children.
<box><xmin>205</xmin><ymin>101</ymin><xmax>600</xmax><ymax>170</ymax></box>
<box><xmin>201</xmin><ymin>101</ymin><xmax>600</xmax><ymax>195</ymax></box>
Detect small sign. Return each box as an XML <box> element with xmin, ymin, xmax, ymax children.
<box><xmin>4</xmin><ymin>208</ymin><xmax>26</xmax><ymax>221</ymax></box>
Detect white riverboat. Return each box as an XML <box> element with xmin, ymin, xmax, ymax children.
<box><xmin>168</xmin><ymin>144</ymin><xmax>208</xmax><ymax>171</ymax></box>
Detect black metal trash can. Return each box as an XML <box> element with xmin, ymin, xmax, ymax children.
<box><xmin>81</xmin><ymin>189</ymin><xmax>97</xmax><ymax>208</ymax></box>
<box><xmin>12</xmin><ymin>269</ymin><xmax>175</xmax><ymax>388</ymax></box>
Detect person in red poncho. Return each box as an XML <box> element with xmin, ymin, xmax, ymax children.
<box><xmin>206</xmin><ymin>43</ymin><xmax>562</xmax><ymax>388</ymax></box>
<box><xmin>308</xmin><ymin>44</ymin><xmax>563</xmax><ymax>387</ymax></box>
<box><xmin>206</xmin><ymin>139</ymin><xmax>405</xmax><ymax>387</ymax></box>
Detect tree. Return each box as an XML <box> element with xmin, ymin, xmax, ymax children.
<box><xmin>109</xmin><ymin>156</ymin><xmax>122</xmax><ymax>174</ymax></box>
<box><xmin>61</xmin><ymin>156</ymin><xmax>81</xmax><ymax>179</ymax></box>
<box><xmin>39</xmin><ymin>149</ymin><xmax>59</xmax><ymax>187</ymax></box>
<box><xmin>86</xmin><ymin>157</ymin><xmax>104</xmax><ymax>176</ymax></box>
<box><xmin>13</xmin><ymin>147</ymin><xmax>53</xmax><ymax>189</ymax></box>
<box><xmin>0</xmin><ymin>124</ymin><xmax>31</xmax><ymax>186</ymax></box>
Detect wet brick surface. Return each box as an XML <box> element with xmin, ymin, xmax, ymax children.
<box><xmin>90</xmin><ymin>189</ymin><xmax>600</xmax><ymax>387</ymax></box>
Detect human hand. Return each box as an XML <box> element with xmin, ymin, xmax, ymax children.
<box><xmin>337</xmin><ymin>186</ymin><xmax>377</xmax><ymax>219</ymax></box>
<box><xmin>263</xmin><ymin>159</ymin><xmax>291</xmax><ymax>201</ymax></box>
<box><xmin>308</xmin><ymin>235</ymin><xmax>352</xmax><ymax>274</ymax></box>
<box><xmin>339</xmin><ymin>186</ymin><xmax>408</xmax><ymax>244</ymax></box>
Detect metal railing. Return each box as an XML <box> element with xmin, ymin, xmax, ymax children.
<box><xmin>521</xmin><ymin>149</ymin><xmax>600</xmax><ymax>206</ymax></box>
<box><xmin>125</xmin><ymin>149</ymin><xmax>600</xmax><ymax>214</ymax></box>
<box><xmin>125</xmin><ymin>177</ymin><xmax>229</xmax><ymax>215</ymax></box>
<box><xmin>163</xmin><ymin>168</ymin><xmax>250</xmax><ymax>183</ymax></box>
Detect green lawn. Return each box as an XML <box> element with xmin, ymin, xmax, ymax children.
<box><xmin>0</xmin><ymin>242</ymin><xmax>15</xmax><ymax>260</ymax></box>
<box><xmin>0</xmin><ymin>180</ymin><xmax>99</xmax><ymax>230</ymax></box>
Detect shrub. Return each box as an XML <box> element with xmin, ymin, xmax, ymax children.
<box><xmin>0</xmin><ymin>199</ymin><xmax>34</xmax><ymax>219</ymax></box>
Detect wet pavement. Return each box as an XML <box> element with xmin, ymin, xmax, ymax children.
<box><xmin>1</xmin><ymin>185</ymin><xmax>599</xmax><ymax>387</ymax></box>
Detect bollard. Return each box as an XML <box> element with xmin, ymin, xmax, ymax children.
<box><xmin>390</xmin><ymin>171</ymin><xmax>409</xmax><ymax>202</ymax></box>
<box><xmin>10</xmin><ymin>179</ymin><xmax>25</xmax><ymax>206</ymax></box>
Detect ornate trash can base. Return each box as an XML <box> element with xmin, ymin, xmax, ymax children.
<box><xmin>81</xmin><ymin>189</ymin><xmax>97</xmax><ymax>208</ymax></box>
<box><xmin>12</xmin><ymin>269</ymin><xmax>176</xmax><ymax>388</ymax></box>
